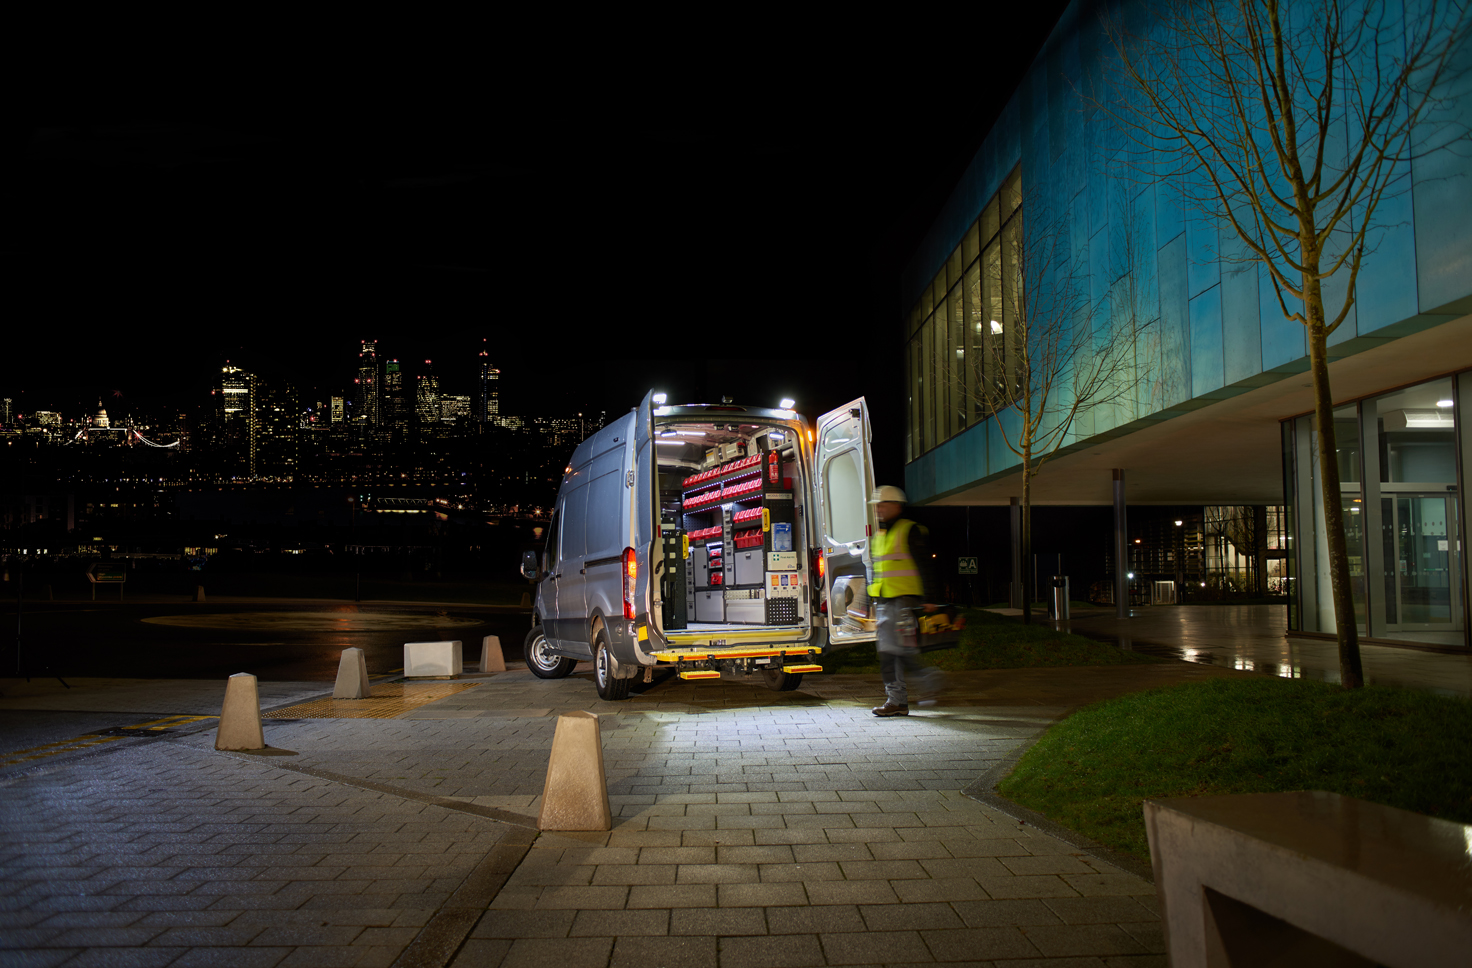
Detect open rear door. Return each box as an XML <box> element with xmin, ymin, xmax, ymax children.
<box><xmin>813</xmin><ymin>397</ymin><xmax>879</xmax><ymax>646</ymax></box>
<box><xmin>631</xmin><ymin>390</ymin><xmax>659</xmax><ymax>623</ymax></box>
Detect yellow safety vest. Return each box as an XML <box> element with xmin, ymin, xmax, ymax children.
<box><xmin>868</xmin><ymin>517</ymin><xmax>925</xmax><ymax>598</ymax></box>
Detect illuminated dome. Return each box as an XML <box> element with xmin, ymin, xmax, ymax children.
<box><xmin>93</xmin><ymin>401</ymin><xmax>109</xmax><ymax>428</ymax></box>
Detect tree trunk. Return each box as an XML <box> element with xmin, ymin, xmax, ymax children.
<box><xmin>1020</xmin><ymin>455</ymin><xmax>1033</xmax><ymax>625</ymax></box>
<box><xmin>1306</xmin><ymin>317</ymin><xmax>1365</xmax><ymax>689</ymax></box>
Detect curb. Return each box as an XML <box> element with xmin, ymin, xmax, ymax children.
<box><xmin>962</xmin><ymin>731</ymin><xmax>1155</xmax><ymax>884</ymax></box>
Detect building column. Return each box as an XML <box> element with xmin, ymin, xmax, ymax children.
<box><xmin>1114</xmin><ymin>469</ymin><xmax>1129</xmax><ymax>619</ymax></box>
<box><xmin>1010</xmin><ymin>497</ymin><xmax>1023</xmax><ymax>610</ymax></box>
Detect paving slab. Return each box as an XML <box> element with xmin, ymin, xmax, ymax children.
<box><xmin>0</xmin><ymin>662</ymin><xmax>1203</xmax><ymax>966</ymax></box>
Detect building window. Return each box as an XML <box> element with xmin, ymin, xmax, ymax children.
<box><xmin>905</xmin><ymin>164</ymin><xmax>1022</xmax><ymax>457</ymax></box>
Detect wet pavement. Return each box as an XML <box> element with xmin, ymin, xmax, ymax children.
<box><xmin>1052</xmin><ymin>604</ymin><xmax>1472</xmax><ymax>697</ymax></box>
<box><xmin>1</xmin><ymin>599</ymin><xmax>534</xmax><ymax>683</ymax></box>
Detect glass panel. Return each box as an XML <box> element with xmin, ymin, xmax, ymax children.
<box><xmin>934</xmin><ymin>299</ymin><xmax>949</xmax><ymax>444</ymax></box>
<box><xmin>933</xmin><ymin>268</ymin><xmax>948</xmax><ymax>307</ymax></box>
<box><xmin>950</xmin><ymin>284</ymin><xmax>966</xmax><ymax>437</ymax></box>
<box><xmin>962</xmin><ymin>221</ymin><xmax>980</xmax><ymax>267</ymax></box>
<box><xmin>905</xmin><ymin>338</ymin><xmax>916</xmax><ymax>463</ymax></box>
<box><xmin>921</xmin><ymin>283</ymin><xmax>933</xmax><ymax>320</ymax></box>
<box><xmin>1001</xmin><ymin>214</ymin><xmax>1023</xmax><ymax>398</ymax></box>
<box><xmin>981</xmin><ymin>197</ymin><xmax>1000</xmax><ymax>247</ymax></box>
<box><xmin>1001</xmin><ymin>166</ymin><xmax>1023</xmax><ymax>220</ymax></box>
<box><xmin>965</xmin><ymin>262</ymin><xmax>984</xmax><ymax>422</ymax></box>
<box><xmin>1376</xmin><ymin>377</ymin><xmax>1457</xmax><ymax>484</ymax></box>
<box><xmin>947</xmin><ymin>244</ymin><xmax>963</xmax><ymax>290</ymax></box>
<box><xmin>1395</xmin><ymin>496</ymin><xmax>1457</xmax><ymax>625</ymax></box>
<box><xmin>1381</xmin><ymin>496</ymin><xmax>1398</xmax><ymax>626</ymax></box>
<box><xmin>1344</xmin><ymin>495</ymin><xmax>1367</xmax><ymax>629</ymax></box>
<box><xmin>922</xmin><ymin>315</ymin><xmax>935</xmax><ymax>453</ymax></box>
<box><xmin>983</xmin><ymin>238</ymin><xmax>1003</xmax><ymax>408</ymax></box>
<box><xmin>1334</xmin><ymin>404</ymin><xmax>1360</xmax><ymax>483</ymax></box>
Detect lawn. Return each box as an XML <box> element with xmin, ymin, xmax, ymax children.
<box><xmin>819</xmin><ymin>607</ymin><xmax>1164</xmax><ymax>673</ymax></box>
<box><xmin>997</xmin><ymin>676</ymin><xmax>1472</xmax><ymax>859</ymax></box>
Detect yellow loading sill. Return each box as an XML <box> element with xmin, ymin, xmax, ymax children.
<box><xmin>638</xmin><ymin>625</ymin><xmax>823</xmax><ymax>679</ymax></box>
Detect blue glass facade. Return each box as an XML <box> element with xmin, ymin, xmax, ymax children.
<box><xmin>900</xmin><ymin>0</ymin><xmax>1472</xmax><ymax>641</ymax></box>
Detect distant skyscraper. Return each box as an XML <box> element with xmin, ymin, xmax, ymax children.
<box><xmin>356</xmin><ymin>340</ymin><xmax>380</xmax><ymax>426</ymax></box>
<box><xmin>478</xmin><ymin>348</ymin><xmax>499</xmax><ymax>422</ymax></box>
<box><xmin>256</xmin><ymin>379</ymin><xmax>298</xmax><ymax>479</ymax></box>
<box><xmin>416</xmin><ymin>361</ymin><xmax>440</xmax><ymax>425</ymax></box>
<box><xmin>384</xmin><ymin>359</ymin><xmax>408</xmax><ymax>429</ymax></box>
<box><xmin>220</xmin><ymin>364</ymin><xmax>259</xmax><ymax>477</ymax></box>
<box><xmin>1</xmin><ymin>398</ymin><xmax>10</xmax><ymax>426</ymax></box>
<box><xmin>441</xmin><ymin>395</ymin><xmax>471</xmax><ymax>423</ymax></box>
<box><xmin>330</xmin><ymin>396</ymin><xmax>345</xmax><ymax>423</ymax></box>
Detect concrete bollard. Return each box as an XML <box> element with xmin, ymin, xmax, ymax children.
<box><xmin>479</xmin><ymin>635</ymin><xmax>506</xmax><ymax>673</ymax></box>
<box><xmin>194</xmin><ymin>586</ymin><xmax>206</xmax><ymax>602</ymax></box>
<box><xmin>215</xmin><ymin>673</ymin><xmax>266</xmax><ymax>751</ymax></box>
<box><xmin>537</xmin><ymin>711</ymin><xmax>611</xmax><ymax>831</ymax></box>
<box><xmin>333</xmin><ymin>647</ymin><xmax>371</xmax><ymax>699</ymax></box>
<box><xmin>404</xmin><ymin>640</ymin><xmax>463</xmax><ymax>678</ymax></box>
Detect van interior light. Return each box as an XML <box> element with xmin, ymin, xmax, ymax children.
<box><xmin>655</xmin><ymin>439</ymin><xmax>686</xmax><ymax>446</ymax></box>
<box><xmin>652</xmin><ymin>393</ymin><xmax>667</xmax><ymax>405</ymax></box>
<box><xmin>1438</xmin><ymin>399</ymin><xmax>1454</xmax><ymax>408</ymax></box>
<box><xmin>779</xmin><ymin>398</ymin><xmax>795</xmax><ymax>409</ymax></box>
<box><xmin>674</xmin><ymin>430</ymin><xmax>705</xmax><ymax>436</ymax></box>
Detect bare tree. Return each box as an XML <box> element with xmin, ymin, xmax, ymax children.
<box><xmin>969</xmin><ymin>191</ymin><xmax>1159</xmax><ymax>623</ymax></box>
<box><xmin>1103</xmin><ymin>0</ymin><xmax>1469</xmax><ymax>687</ymax></box>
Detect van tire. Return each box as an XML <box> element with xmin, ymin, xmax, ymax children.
<box><xmin>525</xmin><ymin>627</ymin><xmax>575</xmax><ymax>678</ymax></box>
<box><xmin>761</xmin><ymin>668</ymin><xmax>803</xmax><ymax>691</ymax></box>
<box><xmin>594</xmin><ymin>632</ymin><xmax>631</xmax><ymax>701</ymax></box>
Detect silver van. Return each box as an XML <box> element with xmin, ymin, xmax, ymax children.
<box><xmin>518</xmin><ymin>391</ymin><xmax>881</xmax><ymax>700</ymax></box>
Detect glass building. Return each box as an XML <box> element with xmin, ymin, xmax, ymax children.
<box><xmin>900</xmin><ymin>0</ymin><xmax>1472</xmax><ymax>648</ymax></box>
<box><xmin>1283</xmin><ymin>373</ymin><xmax>1470</xmax><ymax>646</ymax></box>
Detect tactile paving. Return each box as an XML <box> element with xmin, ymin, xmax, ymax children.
<box><xmin>264</xmin><ymin>681</ymin><xmax>481</xmax><ymax>719</ymax></box>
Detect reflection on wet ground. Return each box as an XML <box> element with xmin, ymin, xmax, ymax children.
<box><xmin>1055</xmin><ymin>605</ymin><xmax>1472</xmax><ymax>697</ymax></box>
<box><xmin>141</xmin><ymin>611</ymin><xmax>484</xmax><ymax>631</ymax></box>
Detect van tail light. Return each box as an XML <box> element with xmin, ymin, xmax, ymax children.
<box><xmin>622</xmin><ymin>547</ymin><xmax>637</xmax><ymax>620</ymax></box>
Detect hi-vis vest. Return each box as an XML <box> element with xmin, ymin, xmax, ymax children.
<box><xmin>868</xmin><ymin>517</ymin><xmax>925</xmax><ymax>598</ymax></box>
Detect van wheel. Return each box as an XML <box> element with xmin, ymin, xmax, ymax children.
<box><xmin>594</xmin><ymin>632</ymin><xmax>631</xmax><ymax>701</ymax></box>
<box><xmin>525</xmin><ymin>627</ymin><xmax>575</xmax><ymax>679</ymax></box>
<box><xmin>761</xmin><ymin>667</ymin><xmax>803</xmax><ymax>691</ymax></box>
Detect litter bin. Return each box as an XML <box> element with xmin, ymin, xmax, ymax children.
<box><xmin>1050</xmin><ymin>575</ymin><xmax>1070</xmax><ymax>620</ymax></box>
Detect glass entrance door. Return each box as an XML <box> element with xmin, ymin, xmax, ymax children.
<box><xmin>1383</xmin><ymin>494</ymin><xmax>1461</xmax><ymax>631</ymax></box>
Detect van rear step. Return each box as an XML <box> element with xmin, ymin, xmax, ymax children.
<box><xmin>678</xmin><ymin>663</ymin><xmax>822</xmax><ymax>681</ymax></box>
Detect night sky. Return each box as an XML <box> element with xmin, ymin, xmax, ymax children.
<box><xmin>6</xmin><ymin>12</ymin><xmax>1071</xmax><ymax>485</ymax></box>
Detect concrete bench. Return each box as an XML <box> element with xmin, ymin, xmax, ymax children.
<box><xmin>1146</xmin><ymin>790</ymin><xmax>1472</xmax><ymax>967</ymax></box>
<box><xmin>403</xmin><ymin>640</ymin><xmax>463</xmax><ymax>679</ymax></box>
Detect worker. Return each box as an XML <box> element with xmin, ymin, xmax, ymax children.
<box><xmin>867</xmin><ymin>485</ymin><xmax>943</xmax><ymax>716</ymax></box>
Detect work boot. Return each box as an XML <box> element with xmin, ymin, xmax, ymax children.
<box><xmin>871</xmin><ymin>702</ymin><xmax>909</xmax><ymax>717</ymax></box>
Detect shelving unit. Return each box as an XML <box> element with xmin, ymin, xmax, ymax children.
<box><xmin>679</xmin><ymin>450</ymin><xmax>800</xmax><ymax>626</ymax></box>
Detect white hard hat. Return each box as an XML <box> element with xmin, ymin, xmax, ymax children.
<box><xmin>869</xmin><ymin>485</ymin><xmax>907</xmax><ymax>504</ymax></box>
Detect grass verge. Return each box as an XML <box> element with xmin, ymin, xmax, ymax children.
<box><xmin>819</xmin><ymin>608</ymin><xmax>1164</xmax><ymax>673</ymax></box>
<box><xmin>997</xmin><ymin>677</ymin><xmax>1472</xmax><ymax>860</ymax></box>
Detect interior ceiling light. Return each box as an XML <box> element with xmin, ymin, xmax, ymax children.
<box><xmin>1394</xmin><ymin>409</ymin><xmax>1455</xmax><ymax>429</ymax></box>
<box><xmin>990</xmin><ymin>320</ymin><xmax>1004</xmax><ymax>334</ymax></box>
<box><xmin>779</xmin><ymin>398</ymin><xmax>795</xmax><ymax>409</ymax></box>
<box><xmin>652</xmin><ymin>393</ymin><xmax>667</xmax><ymax>405</ymax></box>
<box><xmin>1438</xmin><ymin>398</ymin><xmax>1454</xmax><ymax>408</ymax></box>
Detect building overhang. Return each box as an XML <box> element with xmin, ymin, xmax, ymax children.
<box><xmin>910</xmin><ymin>310</ymin><xmax>1472</xmax><ymax>507</ymax></box>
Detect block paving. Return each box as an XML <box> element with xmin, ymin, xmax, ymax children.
<box><xmin>1</xmin><ymin>667</ymin><xmax>1173</xmax><ymax>967</ymax></box>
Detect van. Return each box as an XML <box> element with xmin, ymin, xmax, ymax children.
<box><xmin>518</xmin><ymin>391</ymin><xmax>880</xmax><ymax>700</ymax></box>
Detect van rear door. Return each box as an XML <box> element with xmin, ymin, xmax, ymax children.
<box><xmin>631</xmin><ymin>391</ymin><xmax>658</xmax><ymax>622</ymax></box>
<box><xmin>813</xmin><ymin>398</ymin><xmax>879</xmax><ymax>646</ymax></box>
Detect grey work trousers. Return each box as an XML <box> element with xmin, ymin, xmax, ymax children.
<box><xmin>875</xmin><ymin>595</ymin><xmax>942</xmax><ymax>706</ymax></box>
